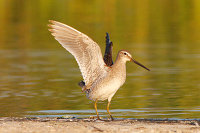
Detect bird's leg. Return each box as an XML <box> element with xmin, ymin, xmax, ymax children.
<box><xmin>107</xmin><ymin>101</ymin><xmax>114</xmax><ymax>120</ymax></box>
<box><xmin>94</xmin><ymin>99</ymin><xmax>100</xmax><ymax>120</ymax></box>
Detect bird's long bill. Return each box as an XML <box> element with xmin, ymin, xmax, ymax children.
<box><xmin>131</xmin><ymin>58</ymin><xmax>150</xmax><ymax>71</ymax></box>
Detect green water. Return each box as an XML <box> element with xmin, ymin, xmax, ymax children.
<box><xmin>0</xmin><ymin>0</ymin><xmax>200</xmax><ymax>119</ymax></box>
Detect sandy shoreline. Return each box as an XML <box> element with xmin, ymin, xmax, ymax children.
<box><xmin>0</xmin><ymin>117</ymin><xmax>200</xmax><ymax>133</ymax></box>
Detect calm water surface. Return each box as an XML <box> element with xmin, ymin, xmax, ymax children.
<box><xmin>0</xmin><ymin>0</ymin><xmax>200</xmax><ymax>119</ymax></box>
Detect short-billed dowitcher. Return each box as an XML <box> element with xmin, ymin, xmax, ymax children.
<box><xmin>48</xmin><ymin>20</ymin><xmax>150</xmax><ymax>120</ymax></box>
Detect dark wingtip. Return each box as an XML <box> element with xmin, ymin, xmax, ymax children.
<box><xmin>104</xmin><ymin>32</ymin><xmax>114</xmax><ymax>66</ymax></box>
<box><xmin>106</xmin><ymin>32</ymin><xmax>110</xmax><ymax>40</ymax></box>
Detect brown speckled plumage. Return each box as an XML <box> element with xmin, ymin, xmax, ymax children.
<box><xmin>48</xmin><ymin>20</ymin><xmax>150</xmax><ymax>120</ymax></box>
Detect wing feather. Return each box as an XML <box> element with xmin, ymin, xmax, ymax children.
<box><xmin>48</xmin><ymin>20</ymin><xmax>107</xmax><ymax>88</ymax></box>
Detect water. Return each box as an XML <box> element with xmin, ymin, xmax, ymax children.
<box><xmin>0</xmin><ymin>0</ymin><xmax>200</xmax><ymax>119</ymax></box>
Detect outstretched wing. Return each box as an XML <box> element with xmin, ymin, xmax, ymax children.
<box><xmin>48</xmin><ymin>20</ymin><xmax>107</xmax><ymax>88</ymax></box>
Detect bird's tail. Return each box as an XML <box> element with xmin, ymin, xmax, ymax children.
<box><xmin>78</xmin><ymin>80</ymin><xmax>85</xmax><ymax>87</ymax></box>
<box><xmin>78</xmin><ymin>80</ymin><xmax>88</xmax><ymax>93</ymax></box>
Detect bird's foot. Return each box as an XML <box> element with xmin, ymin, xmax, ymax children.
<box><xmin>89</xmin><ymin>116</ymin><xmax>102</xmax><ymax>120</ymax></box>
<box><xmin>110</xmin><ymin>115</ymin><xmax>114</xmax><ymax>121</ymax></box>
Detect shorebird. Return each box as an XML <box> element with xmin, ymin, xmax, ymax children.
<box><xmin>48</xmin><ymin>20</ymin><xmax>150</xmax><ymax>120</ymax></box>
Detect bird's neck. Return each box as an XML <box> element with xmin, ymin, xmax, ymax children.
<box><xmin>114</xmin><ymin>57</ymin><xmax>127</xmax><ymax>67</ymax></box>
<box><xmin>112</xmin><ymin>58</ymin><xmax>127</xmax><ymax>74</ymax></box>
<box><xmin>110</xmin><ymin>58</ymin><xmax>127</xmax><ymax>84</ymax></box>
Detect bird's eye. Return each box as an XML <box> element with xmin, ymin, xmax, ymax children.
<box><xmin>124</xmin><ymin>53</ymin><xmax>127</xmax><ymax>55</ymax></box>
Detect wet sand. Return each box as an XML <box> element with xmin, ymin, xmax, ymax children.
<box><xmin>0</xmin><ymin>117</ymin><xmax>200</xmax><ymax>133</ymax></box>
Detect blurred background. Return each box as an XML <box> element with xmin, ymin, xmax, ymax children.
<box><xmin>0</xmin><ymin>0</ymin><xmax>200</xmax><ymax>119</ymax></box>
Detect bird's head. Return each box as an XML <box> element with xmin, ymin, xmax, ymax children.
<box><xmin>117</xmin><ymin>50</ymin><xmax>150</xmax><ymax>71</ymax></box>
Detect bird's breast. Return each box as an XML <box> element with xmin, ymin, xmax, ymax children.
<box><xmin>86</xmin><ymin>73</ymin><xmax>126</xmax><ymax>101</ymax></box>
